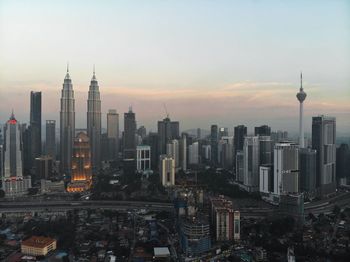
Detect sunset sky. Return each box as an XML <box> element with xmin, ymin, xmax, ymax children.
<box><xmin>0</xmin><ymin>0</ymin><xmax>349</xmax><ymax>134</ymax></box>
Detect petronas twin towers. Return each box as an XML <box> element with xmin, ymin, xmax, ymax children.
<box><xmin>60</xmin><ymin>66</ymin><xmax>101</xmax><ymax>175</ymax></box>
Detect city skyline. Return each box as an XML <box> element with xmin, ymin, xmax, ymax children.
<box><xmin>0</xmin><ymin>0</ymin><xmax>349</xmax><ymax>133</ymax></box>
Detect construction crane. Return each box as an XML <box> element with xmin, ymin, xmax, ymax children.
<box><xmin>163</xmin><ymin>103</ymin><xmax>169</xmax><ymax>119</ymax></box>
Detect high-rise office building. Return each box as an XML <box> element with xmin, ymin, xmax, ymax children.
<box><xmin>296</xmin><ymin>73</ymin><xmax>307</xmax><ymax>148</ymax></box>
<box><xmin>218</xmin><ymin>136</ymin><xmax>233</xmax><ymax>169</ymax></box>
<box><xmin>107</xmin><ymin>109</ymin><xmax>119</xmax><ymax>160</ymax></box>
<box><xmin>189</xmin><ymin>142</ymin><xmax>199</xmax><ymax>165</ymax></box>
<box><xmin>160</xmin><ymin>155</ymin><xmax>175</xmax><ymax>187</ymax></box>
<box><xmin>210</xmin><ymin>196</ymin><xmax>234</xmax><ymax>241</ymax></box>
<box><xmin>2</xmin><ymin>112</ymin><xmax>31</xmax><ymax>196</ymax></box>
<box><xmin>336</xmin><ymin>144</ymin><xmax>350</xmax><ymax>185</ymax></box>
<box><xmin>218</xmin><ymin>127</ymin><xmax>228</xmax><ymax>139</ymax></box>
<box><xmin>87</xmin><ymin>68</ymin><xmax>101</xmax><ymax>171</ymax></box>
<box><xmin>243</xmin><ymin>136</ymin><xmax>260</xmax><ymax>192</ymax></box>
<box><xmin>21</xmin><ymin>124</ymin><xmax>31</xmax><ymax>175</ymax></box>
<box><xmin>235</xmin><ymin>150</ymin><xmax>244</xmax><ymax>183</ymax></box>
<box><xmin>137</xmin><ymin>126</ymin><xmax>147</xmax><ymax>140</ymax></box>
<box><xmin>197</xmin><ymin>128</ymin><xmax>201</xmax><ymax>139</ymax></box>
<box><xmin>45</xmin><ymin>120</ymin><xmax>56</xmax><ymax>159</ymax></box>
<box><xmin>67</xmin><ymin>132</ymin><xmax>92</xmax><ymax>192</ymax></box>
<box><xmin>123</xmin><ymin>107</ymin><xmax>136</xmax><ymax>158</ymax></box>
<box><xmin>274</xmin><ymin>142</ymin><xmax>299</xmax><ymax>196</ymax></box>
<box><xmin>35</xmin><ymin>156</ymin><xmax>53</xmax><ymax>180</ymax></box>
<box><xmin>259</xmin><ymin>136</ymin><xmax>273</xmax><ymax>166</ymax></box>
<box><xmin>312</xmin><ymin>115</ymin><xmax>336</xmax><ymax>194</ymax></box>
<box><xmin>259</xmin><ymin>165</ymin><xmax>273</xmax><ymax>194</ymax></box>
<box><xmin>234</xmin><ymin>125</ymin><xmax>247</xmax><ymax>162</ymax></box>
<box><xmin>167</xmin><ymin>139</ymin><xmax>179</xmax><ymax>168</ymax></box>
<box><xmin>60</xmin><ymin>66</ymin><xmax>75</xmax><ymax>175</ymax></box>
<box><xmin>145</xmin><ymin>132</ymin><xmax>159</xmax><ymax>170</ymax></box>
<box><xmin>123</xmin><ymin>107</ymin><xmax>137</xmax><ymax>174</ymax></box>
<box><xmin>158</xmin><ymin>117</ymin><xmax>179</xmax><ymax>155</ymax></box>
<box><xmin>299</xmin><ymin>148</ymin><xmax>316</xmax><ymax>193</ymax></box>
<box><xmin>271</xmin><ymin>130</ymin><xmax>288</xmax><ymax>143</ymax></box>
<box><xmin>180</xmin><ymin>133</ymin><xmax>187</xmax><ymax>171</ymax></box>
<box><xmin>233</xmin><ymin>211</ymin><xmax>240</xmax><ymax>240</ymax></box>
<box><xmin>210</xmin><ymin>125</ymin><xmax>218</xmax><ymax>166</ymax></box>
<box><xmin>254</xmin><ymin>125</ymin><xmax>271</xmax><ymax>136</ymax></box>
<box><xmin>30</xmin><ymin>91</ymin><xmax>42</xmax><ymax>166</ymax></box>
<box><xmin>136</xmin><ymin>145</ymin><xmax>151</xmax><ymax>173</ymax></box>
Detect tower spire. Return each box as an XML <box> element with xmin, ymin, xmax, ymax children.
<box><xmin>300</xmin><ymin>71</ymin><xmax>303</xmax><ymax>91</ymax></box>
<box><xmin>67</xmin><ymin>62</ymin><xmax>69</xmax><ymax>73</ymax></box>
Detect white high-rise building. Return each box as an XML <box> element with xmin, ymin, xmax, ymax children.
<box><xmin>2</xmin><ymin>112</ymin><xmax>31</xmax><ymax>196</ymax></box>
<box><xmin>296</xmin><ymin>73</ymin><xmax>307</xmax><ymax>148</ymax></box>
<box><xmin>160</xmin><ymin>155</ymin><xmax>175</xmax><ymax>187</ymax></box>
<box><xmin>274</xmin><ymin>142</ymin><xmax>299</xmax><ymax>196</ymax></box>
<box><xmin>60</xmin><ymin>65</ymin><xmax>75</xmax><ymax>175</ymax></box>
<box><xmin>166</xmin><ymin>139</ymin><xmax>179</xmax><ymax>168</ymax></box>
<box><xmin>243</xmin><ymin>136</ymin><xmax>260</xmax><ymax>192</ymax></box>
<box><xmin>136</xmin><ymin>145</ymin><xmax>151</xmax><ymax>173</ymax></box>
<box><xmin>87</xmin><ymin>67</ymin><xmax>101</xmax><ymax>170</ymax></box>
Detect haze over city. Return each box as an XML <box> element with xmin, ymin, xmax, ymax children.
<box><xmin>0</xmin><ymin>0</ymin><xmax>349</xmax><ymax>133</ymax></box>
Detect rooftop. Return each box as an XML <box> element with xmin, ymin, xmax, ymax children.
<box><xmin>21</xmin><ymin>236</ymin><xmax>56</xmax><ymax>248</ymax></box>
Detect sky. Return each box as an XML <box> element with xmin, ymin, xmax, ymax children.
<box><xmin>0</xmin><ymin>0</ymin><xmax>349</xmax><ymax>134</ymax></box>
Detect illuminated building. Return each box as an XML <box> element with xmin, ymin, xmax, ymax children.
<box><xmin>67</xmin><ymin>132</ymin><xmax>92</xmax><ymax>192</ymax></box>
<box><xmin>21</xmin><ymin>236</ymin><xmax>57</xmax><ymax>256</ymax></box>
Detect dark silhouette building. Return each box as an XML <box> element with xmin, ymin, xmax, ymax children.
<box><xmin>312</xmin><ymin>116</ymin><xmax>336</xmax><ymax>195</ymax></box>
<box><xmin>254</xmin><ymin>125</ymin><xmax>271</xmax><ymax>136</ymax></box>
<box><xmin>234</xmin><ymin>125</ymin><xmax>247</xmax><ymax>162</ymax></box>
<box><xmin>299</xmin><ymin>148</ymin><xmax>317</xmax><ymax>193</ymax></box>
<box><xmin>30</xmin><ymin>91</ymin><xmax>42</xmax><ymax>167</ymax></box>
<box><xmin>210</xmin><ymin>125</ymin><xmax>218</xmax><ymax>166</ymax></box>
<box><xmin>45</xmin><ymin>120</ymin><xmax>56</xmax><ymax>159</ymax></box>
<box><xmin>157</xmin><ymin>117</ymin><xmax>179</xmax><ymax>155</ymax></box>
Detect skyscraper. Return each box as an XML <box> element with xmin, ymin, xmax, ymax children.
<box><xmin>273</xmin><ymin>142</ymin><xmax>299</xmax><ymax>196</ymax></box>
<box><xmin>124</xmin><ymin>107</ymin><xmax>136</xmax><ymax>157</ymax></box>
<box><xmin>243</xmin><ymin>136</ymin><xmax>260</xmax><ymax>192</ymax></box>
<box><xmin>259</xmin><ymin>136</ymin><xmax>273</xmax><ymax>166</ymax></box>
<box><xmin>158</xmin><ymin>117</ymin><xmax>179</xmax><ymax>155</ymax></box>
<box><xmin>60</xmin><ymin>66</ymin><xmax>75</xmax><ymax>175</ymax></box>
<box><xmin>45</xmin><ymin>120</ymin><xmax>56</xmax><ymax>159</ymax></box>
<box><xmin>210</xmin><ymin>125</ymin><xmax>218</xmax><ymax>166</ymax></box>
<box><xmin>167</xmin><ymin>139</ymin><xmax>179</xmax><ymax>168</ymax></box>
<box><xmin>254</xmin><ymin>125</ymin><xmax>271</xmax><ymax>136</ymax></box>
<box><xmin>180</xmin><ymin>133</ymin><xmax>187</xmax><ymax>171</ymax></box>
<box><xmin>296</xmin><ymin>73</ymin><xmax>307</xmax><ymax>148</ymax></box>
<box><xmin>234</xmin><ymin>125</ymin><xmax>247</xmax><ymax>162</ymax></box>
<box><xmin>136</xmin><ymin>145</ymin><xmax>151</xmax><ymax>173</ymax></box>
<box><xmin>67</xmin><ymin>132</ymin><xmax>92</xmax><ymax>192</ymax></box>
<box><xmin>30</xmin><ymin>91</ymin><xmax>42</xmax><ymax>166</ymax></box>
<box><xmin>299</xmin><ymin>148</ymin><xmax>316</xmax><ymax>193</ymax></box>
<box><xmin>312</xmin><ymin>115</ymin><xmax>336</xmax><ymax>194</ymax></box>
<box><xmin>2</xmin><ymin>112</ymin><xmax>31</xmax><ymax>196</ymax></box>
<box><xmin>107</xmin><ymin>109</ymin><xmax>119</xmax><ymax>160</ymax></box>
<box><xmin>87</xmin><ymin>68</ymin><xmax>101</xmax><ymax>171</ymax></box>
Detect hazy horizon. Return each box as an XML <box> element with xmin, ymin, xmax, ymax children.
<box><xmin>1</xmin><ymin>0</ymin><xmax>349</xmax><ymax>133</ymax></box>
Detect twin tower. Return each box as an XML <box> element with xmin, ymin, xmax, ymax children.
<box><xmin>60</xmin><ymin>66</ymin><xmax>101</xmax><ymax>175</ymax></box>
